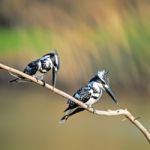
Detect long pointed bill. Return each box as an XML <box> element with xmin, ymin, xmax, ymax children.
<box><xmin>52</xmin><ymin>68</ymin><xmax>57</xmax><ymax>89</ymax></box>
<box><xmin>104</xmin><ymin>85</ymin><xmax>118</xmax><ymax>104</ymax></box>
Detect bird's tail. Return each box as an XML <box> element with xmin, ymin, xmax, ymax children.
<box><xmin>9</xmin><ymin>78</ymin><xmax>20</xmax><ymax>83</ymax></box>
<box><xmin>59</xmin><ymin>115</ymin><xmax>69</xmax><ymax>124</ymax></box>
<box><xmin>9</xmin><ymin>77</ymin><xmax>27</xmax><ymax>83</ymax></box>
<box><xmin>9</xmin><ymin>71</ymin><xmax>24</xmax><ymax>83</ymax></box>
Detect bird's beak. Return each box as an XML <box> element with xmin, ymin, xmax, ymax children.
<box><xmin>52</xmin><ymin>68</ymin><xmax>57</xmax><ymax>89</ymax></box>
<box><xmin>104</xmin><ymin>85</ymin><xmax>118</xmax><ymax>104</ymax></box>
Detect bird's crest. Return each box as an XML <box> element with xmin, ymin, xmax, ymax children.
<box><xmin>97</xmin><ymin>70</ymin><xmax>109</xmax><ymax>84</ymax></box>
<box><xmin>43</xmin><ymin>49</ymin><xmax>58</xmax><ymax>57</ymax></box>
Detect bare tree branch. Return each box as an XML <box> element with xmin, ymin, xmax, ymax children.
<box><xmin>0</xmin><ymin>63</ymin><xmax>150</xmax><ymax>143</ymax></box>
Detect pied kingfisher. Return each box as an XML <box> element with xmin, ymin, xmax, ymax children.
<box><xmin>9</xmin><ymin>50</ymin><xmax>60</xmax><ymax>88</ymax></box>
<box><xmin>59</xmin><ymin>70</ymin><xmax>118</xmax><ymax>123</ymax></box>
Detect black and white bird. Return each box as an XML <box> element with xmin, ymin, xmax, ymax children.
<box><xmin>59</xmin><ymin>70</ymin><xmax>118</xmax><ymax>123</ymax></box>
<box><xmin>9</xmin><ymin>50</ymin><xmax>60</xmax><ymax>88</ymax></box>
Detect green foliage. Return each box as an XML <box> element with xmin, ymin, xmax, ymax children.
<box><xmin>0</xmin><ymin>28</ymin><xmax>21</xmax><ymax>53</ymax></box>
<box><xmin>0</xmin><ymin>28</ymin><xmax>53</xmax><ymax>53</ymax></box>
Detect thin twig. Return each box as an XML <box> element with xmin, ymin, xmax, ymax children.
<box><xmin>0</xmin><ymin>63</ymin><xmax>150</xmax><ymax>143</ymax></box>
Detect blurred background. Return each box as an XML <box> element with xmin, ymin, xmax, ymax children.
<box><xmin>0</xmin><ymin>0</ymin><xmax>150</xmax><ymax>149</ymax></box>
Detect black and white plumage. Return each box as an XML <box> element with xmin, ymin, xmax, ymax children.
<box><xmin>59</xmin><ymin>70</ymin><xmax>118</xmax><ymax>124</ymax></box>
<box><xmin>9</xmin><ymin>50</ymin><xmax>60</xmax><ymax>88</ymax></box>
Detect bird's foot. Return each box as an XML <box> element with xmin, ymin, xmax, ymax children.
<box><xmin>91</xmin><ymin>107</ymin><xmax>96</xmax><ymax>114</ymax></box>
<box><xmin>85</xmin><ymin>105</ymin><xmax>96</xmax><ymax>114</ymax></box>
<box><xmin>85</xmin><ymin>104</ymin><xmax>90</xmax><ymax>109</ymax></box>
<box><xmin>41</xmin><ymin>80</ymin><xmax>46</xmax><ymax>87</ymax></box>
<box><xmin>35</xmin><ymin>78</ymin><xmax>39</xmax><ymax>82</ymax></box>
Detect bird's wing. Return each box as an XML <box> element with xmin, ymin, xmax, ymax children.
<box><xmin>64</xmin><ymin>86</ymin><xmax>92</xmax><ymax>112</ymax></box>
<box><xmin>23</xmin><ymin>61</ymin><xmax>39</xmax><ymax>76</ymax></box>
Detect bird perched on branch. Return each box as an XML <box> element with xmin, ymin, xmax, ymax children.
<box><xmin>9</xmin><ymin>50</ymin><xmax>60</xmax><ymax>88</ymax></box>
<box><xmin>59</xmin><ymin>70</ymin><xmax>118</xmax><ymax>123</ymax></box>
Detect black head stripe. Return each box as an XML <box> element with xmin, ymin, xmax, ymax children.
<box><xmin>89</xmin><ymin>76</ymin><xmax>101</xmax><ymax>83</ymax></box>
